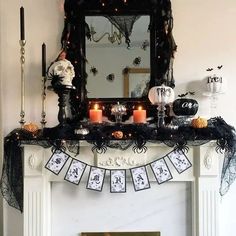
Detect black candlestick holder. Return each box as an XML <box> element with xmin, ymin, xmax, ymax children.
<box><xmin>53</xmin><ymin>85</ymin><xmax>75</xmax><ymax>126</ymax></box>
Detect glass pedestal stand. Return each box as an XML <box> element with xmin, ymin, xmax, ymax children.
<box><xmin>210</xmin><ymin>93</ymin><xmax>219</xmax><ymax>117</ymax></box>
<box><xmin>157</xmin><ymin>103</ymin><xmax>166</xmax><ymax>127</ymax></box>
<box><xmin>53</xmin><ymin>85</ymin><xmax>75</xmax><ymax>126</ymax></box>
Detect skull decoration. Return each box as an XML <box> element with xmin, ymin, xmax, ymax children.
<box><xmin>48</xmin><ymin>59</ymin><xmax>75</xmax><ymax>87</ymax></box>
<box><xmin>148</xmin><ymin>84</ymin><xmax>175</xmax><ymax>105</ymax></box>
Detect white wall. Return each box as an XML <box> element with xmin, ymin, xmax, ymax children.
<box><xmin>0</xmin><ymin>0</ymin><xmax>3</xmax><ymax>233</ymax></box>
<box><xmin>1</xmin><ymin>0</ymin><xmax>236</xmax><ymax>235</ymax></box>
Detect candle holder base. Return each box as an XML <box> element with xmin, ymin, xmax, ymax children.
<box><xmin>157</xmin><ymin>104</ymin><xmax>166</xmax><ymax>128</ymax></box>
<box><xmin>53</xmin><ymin>85</ymin><xmax>76</xmax><ymax>126</ymax></box>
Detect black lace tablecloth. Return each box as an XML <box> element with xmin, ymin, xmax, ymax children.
<box><xmin>1</xmin><ymin>117</ymin><xmax>236</xmax><ymax>212</ymax></box>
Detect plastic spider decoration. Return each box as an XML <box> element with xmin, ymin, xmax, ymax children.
<box><xmin>48</xmin><ymin>71</ymin><xmax>64</xmax><ymax>88</ymax></box>
<box><xmin>216</xmin><ymin>138</ymin><xmax>229</xmax><ymax>154</ymax></box>
<box><xmin>132</xmin><ymin>138</ymin><xmax>147</xmax><ymax>154</ymax></box>
<box><xmin>106</xmin><ymin>73</ymin><xmax>115</xmax><ymax>82</ymax></box>
<box><xmin>141</xmin><ymin>40</ymin><xmax>150</xmax><ymax>50</ymax></box>
<box><xmin>91</xmin><ymin>140</ymin><xmax>108</xmax><ymax>154</ymax></box>
<box><xmin>133</xmin><ymin>57</ymin><xmax>141</xmax><ymax>66</ymax></box>
<box><xmin>51</xmin><ymin>140</ymin><xmax>67</xmax><ymax>153</ymax></box>
<box><xmin>175</xmin><ymin>141</ymin><xmax>189</xmax><ymax>154</ymax></box>
<box><xmin>90</xmin><ymin>66</ymin><xmax>98</xmax><ymax>76</ymax></box>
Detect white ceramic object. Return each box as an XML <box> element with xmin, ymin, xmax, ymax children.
<box><xmin>148</xmin><ymin>84</ymin><xmax>175</xmax><ymax>104</ymax></box>
<box><xmin>206</xmin><ymin>75</ymin><xmax>223</xmax><ymax>94</ymax></box>
<box><xmin>48</xmin><ymin>59</ymin><xmax>75</xmax><ymax>86</ymax></box>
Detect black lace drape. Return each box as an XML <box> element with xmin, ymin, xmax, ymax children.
<box><xmin>1</xmin><ymin>117</ymin><xmax>236</xmax><ymax>212</ymax></box>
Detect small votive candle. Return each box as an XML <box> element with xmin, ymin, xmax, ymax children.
<box><xmin>89</xmin><ymin>104</ymin><xmax>102</xmax><ymax>123</ymax></box>
<box><xmin>133</xmin><ymin>106</ymin><xmax>146</xmax><ymax>123</ymax></box>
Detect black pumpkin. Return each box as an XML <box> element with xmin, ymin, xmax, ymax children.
<box><xmin>173</xmin><ymin>98</ymin><xmax>199</xmax><ymax>116</ymax></box>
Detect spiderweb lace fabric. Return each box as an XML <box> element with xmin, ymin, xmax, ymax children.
<box><xmin>1</xmin><ymin>118</ymin><xmax>236</xmax><ymax>212</ymax></box>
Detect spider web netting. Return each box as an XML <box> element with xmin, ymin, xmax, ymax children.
<box><xmin>106</xmin><ymin>15</ymin><xmax>141</xmax><ymax>46</ymax></box>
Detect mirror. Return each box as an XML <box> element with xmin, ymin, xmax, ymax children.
<box><xmin>61</xmin><ymin>0</ymin><xmax>176</xmax><ymax>121</ymax></box>
<box><xmin>123</xmin><ymin>67</ymin><xmax>150</xmax><ymax>98</ymax></box>
<box><xmin>85</xmin><ymin>16</ymin><xmax>150</xmax><ymax>98</ymax></box>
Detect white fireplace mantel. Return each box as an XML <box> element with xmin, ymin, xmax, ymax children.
<box><xmin>23</xmin><ymin>142</ymin><xmax>221</xmax><ymax>236</ymax></box>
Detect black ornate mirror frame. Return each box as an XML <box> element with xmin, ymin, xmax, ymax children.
<box><xmin>61</xmin><ymin>0</ymin><xmax>176</xmax><ymax>122</ymax></box>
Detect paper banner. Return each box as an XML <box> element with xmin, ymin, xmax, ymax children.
<box><xmin>130</xmin><ymin>166</ymin><xmax>150</xmax><ymax>191</ymax></box>
<box><xmin>110</xmin><ymin>170</ymin><xmax>126</xmax><ymax>193</ymax></box>
<box><xmin>150</xmin><ymin>158</ymin><xmax>173</xmax><ymax>184</ymax></box>
<box><xmin>64</xmin><ymin>159</ymin><xmax>87</xmax><ymax>185</ymax></box>
<box><xmin>86</xmin><ymin>167</ymin><xmax>106</xmax><ymax>191</ymax></box>
<box><xmin>167</xmin><ymin>149</ymin><xmax>192</xmax><ymax>173</ymax></box>
<box><xmin>45</xmin><ymin>150</ymin><xmax>69</xmax><ymax>175</ymax></box>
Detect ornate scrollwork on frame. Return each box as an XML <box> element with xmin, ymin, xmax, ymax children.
<box><xmin>28</xmin><ymin>154</ymin><xmax>39</xmax><ymax>170</ymax></box>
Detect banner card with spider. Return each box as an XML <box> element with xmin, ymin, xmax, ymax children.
<box><xmin>110</xmin><ymin>170</ymin><xmax>126</xmax><ymax>193</ymax></box>
<box><xmin>167</xmin><ymin>150</ymin><xmax>192</xmax><ymax>173</ymax></box>
<box><xmin>130</xmin><ymin>166</ymin><xmax>150</xmax><ymax>191</ymax></box>
<box><xmin>64</xmin><ymin>159</ymin><xmax>87</xmax><ymax>185</ymax></box>
<box><xmin>150</xmin><ymin>158</ymin><xmax>173</xmax><ymax>184</ymax></box>
<box><xmin>86</xmin><ymin>167</ymin><xmax>106</xmax><ymax>192</ymax></box>
<box><xmin>45</xmin><ymin>150</ymin><xmax>70</xmax><ymax>175</ymax></box>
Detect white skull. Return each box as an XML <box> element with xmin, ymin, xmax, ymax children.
<box><xmin>48</xmin><ymin>59</ymin><xmax>75</xmax><ymax>86</ymax></box>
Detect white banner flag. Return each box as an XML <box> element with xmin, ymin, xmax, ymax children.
<box><xmin>150</xmin><ymin>158</ymin><xmax>172</xmax><ymax>184</ymax></box>
<box><xmin>87</xmin><ymin>167</ymin><xmax>106</xmax><ymax>191</ymax></box>
<box><xmin>168</xmin><ymin>149</ymin><xmax>192</xmax><ymax>173</ymax></box>
<box><xmin>130</xmin><ymin>166</ymin><xmax>150</xmax><ymax>191</ymax></box>
<box><xmin>45</xmin><ymin>150</ymin><xmax>69</xmax><ymax>175</ymax></box>
<box><xmin>64</xmin><ymin>159</ymin><xmax>87</xmax><ymax>185</ymax></box>
<box><xmin>110</xmin><ymin>169</ymin><xmax>126</xmax><ymax>193</ymax></box>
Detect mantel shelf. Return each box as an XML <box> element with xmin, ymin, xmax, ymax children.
<box><xmin>1</xmin><ymin>117</ymin><xmax>236</xmax><ymax>217</ymax></box>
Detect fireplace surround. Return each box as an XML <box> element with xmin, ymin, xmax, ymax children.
<box><xmin>22</xmin><ymin>141</ymin><xmax>221</xmax><ymax>236</ymax></box>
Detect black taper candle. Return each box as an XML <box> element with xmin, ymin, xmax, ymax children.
<box><xmin>42</xmin><ymin>43</ymin><xmax>46</xmax><ymax>77</ymax></box>
<box><xmin>20</xmin><ymin>7</ymin><xmax>25</xmax><ymax>40</ymax></box>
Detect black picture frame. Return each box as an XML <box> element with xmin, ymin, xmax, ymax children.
<box><xmin>61</xmin><ymin>0</ymin><xmax>176</xmax><ymax>122</ymax></box>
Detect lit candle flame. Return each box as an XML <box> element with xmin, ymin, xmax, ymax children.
<box><xmin>94</xmin><ymin>104</ymin><xmax>99</xmax><ymax>110</ymax></box>
<box><xmin>138</xmin><ymin>106</ymin><xmax>143</xmax><ymax>110</ymax></box>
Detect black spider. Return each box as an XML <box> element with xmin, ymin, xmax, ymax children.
<box><xmin>48</xmin><ymin>71</ymin><xmax>64</xmax><ymax>88</ymax></box>
<box><xmin>132</xmin><ymin>139</ymin><xmax>147</xmax><ymax>154</ymax></box>
<box><xmin>175</xmin><ymin>141</ymin><xmax>189</xmax><ymax>154</ymax></box>
<box><xmin>133</xmin><ymin>57</ymin><xmax>141</xmax><ymax>66</ymax></box>
<box><xmin>90</xmin><ymin>66</ymin><xmax>98</xmax><ymax>76</ymax></box>
<box><xmin>91</xmin><ymin>140</ymin><xmax>108</xmax><ymax>154</ymax></box>
<box><xmin>216</xmin><ymin>139</ymin><xmax>228</xmax><ymax>154</ymax></box>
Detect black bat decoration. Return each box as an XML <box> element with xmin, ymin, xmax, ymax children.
<box><xmin>206</xmin><ymin>68</ymin><xmax>213</xmax><ymax>71</ymax></box>
<box><xmin>178</xmin><ymin>92</ymin><xmax>188</xmax><ymax>98</ymax></box>
<box><xmin>188</xmin><ymin>91</ymin><xmax>195</xmax><ymax>96</ymax></box>
<box><xmin>217</xmin><ymin>65</ymin><xmax>223</xmax><ymax>69</ymax></box>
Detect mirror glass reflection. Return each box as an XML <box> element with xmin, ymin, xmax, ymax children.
<box><xmin>86</xmin><ymin>15</ymin><xmax>150</xmax><ymax>98</ymax></box>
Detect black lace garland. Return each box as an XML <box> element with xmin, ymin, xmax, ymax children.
<box><xmin>1</xmin><ymin>117</ymin><xmax>236</xmax><ymax>212</ymax></box>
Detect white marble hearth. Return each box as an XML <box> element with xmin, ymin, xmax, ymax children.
<box><xmin>23</xmin><ymin>142</ymin><xmax>221</xmax><ymax>236</ymax></box>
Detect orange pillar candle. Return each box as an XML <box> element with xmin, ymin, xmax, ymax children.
<box><xmin>89</xmin><ymin>104</ymin><xmax>102</xmax><ymax>123</ymax></box>
<box><xmin>133</xmin><ymin>106</ymin><xmax>146</xmax><ymax>123</ymax></box>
